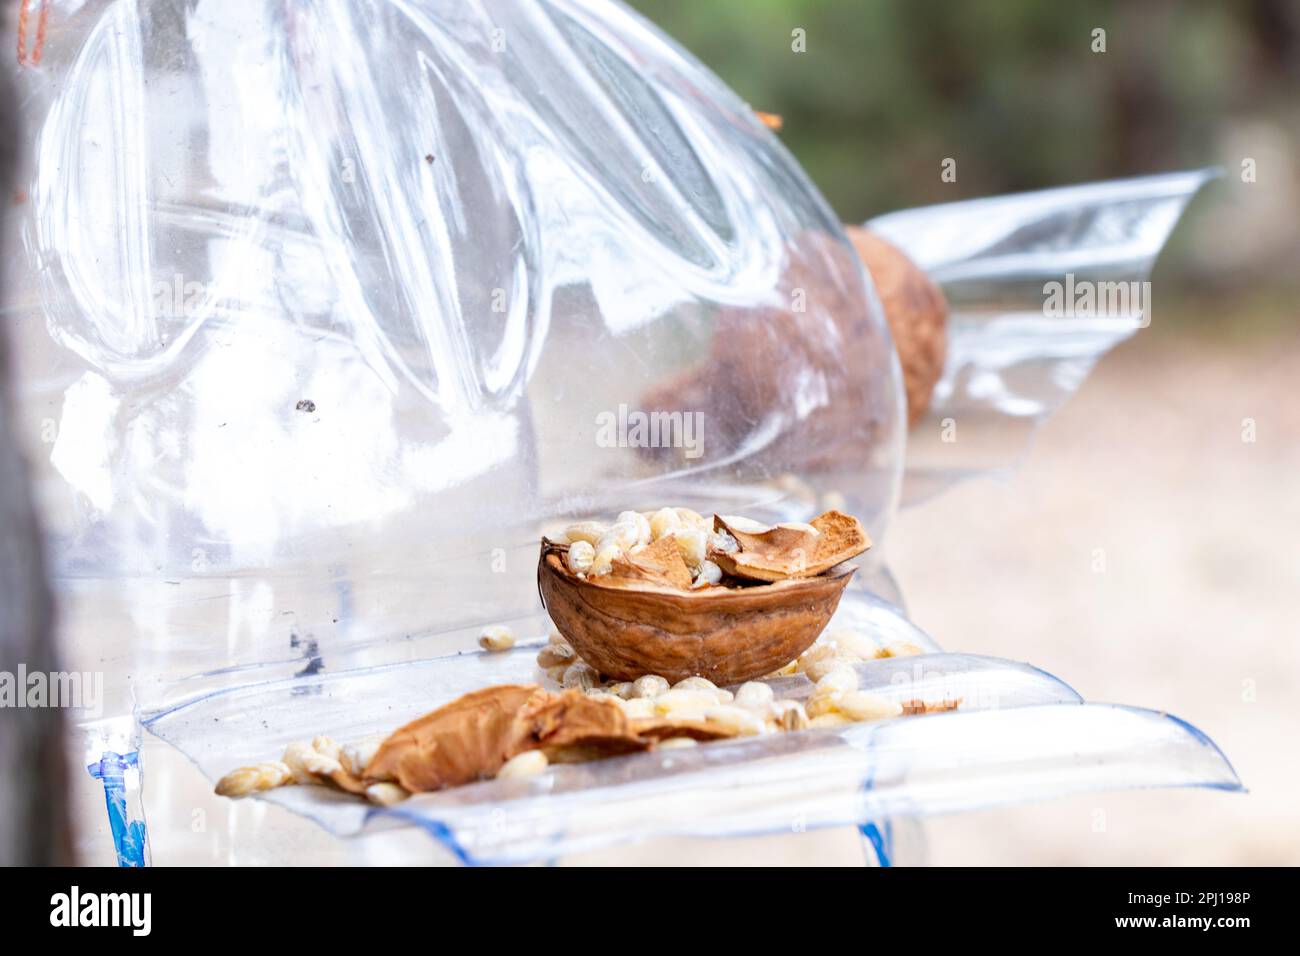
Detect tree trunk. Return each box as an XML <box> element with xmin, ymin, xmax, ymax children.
<box><xmin>0</xmin><ymin>61</ymin><xmax>71</xmax><ymax>866</ymax></box>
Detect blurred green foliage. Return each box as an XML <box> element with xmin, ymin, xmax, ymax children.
<box><xmin>629</xmin><ymin>0</ymin><xmax>1299</xmax><ymax>224</ymax></box>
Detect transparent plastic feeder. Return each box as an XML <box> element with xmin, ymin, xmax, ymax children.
<box><xmin>0</xmin><ymin>0</ymin><xmax>1237</xmax><ymax>865</ymax></box>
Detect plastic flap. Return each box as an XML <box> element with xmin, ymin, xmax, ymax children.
<box><xmin>871</xmin><ymin>169</ymin><xmax>1217</xmax><ymax>504</ymax></box>
<box><xmin>141</xmin><ymin>643</ymin><xmax>1239</xmax><ymax>864</ymax></box>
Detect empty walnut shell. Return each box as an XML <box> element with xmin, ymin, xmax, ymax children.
<box><xmin>538</xmin><ymin>541</ymin><xmax>857</xmax><ymax>684</ymax></box>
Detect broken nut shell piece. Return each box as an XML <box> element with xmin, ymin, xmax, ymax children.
<box><xmin>711</xmin><ymin>510</ymin><xmax>870</xmax><ymax>583</ymax></box>
<box><xmin>365</xmin><ymin>684</ymin><xmax>547</xmax><ymax>792</ymax></box>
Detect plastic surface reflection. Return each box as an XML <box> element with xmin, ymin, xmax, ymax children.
<box><xmin>4</xmin><ymin>0</ymin><xmax>899</xmax><ymax>694</ymax></box>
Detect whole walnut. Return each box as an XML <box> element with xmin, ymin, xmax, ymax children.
<box><xmin>844</xmin><ymin>226</ymin><xmax>947</xmax><ymax>425</ymax></box>
<box><xmin>638</xmin><ymin>227</ymin><xmax>947</xmax><ymax>473</ymax></box>
<box><xmin>640</xmin><ymin>230</ymin><xmax>895</xmax><ymax>472</ymax></box>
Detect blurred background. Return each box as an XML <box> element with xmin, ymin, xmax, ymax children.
<box><xmin>620</xmin><ymin>0</ymin><xmax>1300</xmax><ymax>864</ymax></box>
<box><xmin>632</xmin><ymin>0</ymin><xmax>1299</xmax><ymax>314</ymax></box>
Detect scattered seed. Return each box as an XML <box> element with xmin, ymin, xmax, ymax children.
<box><xmin>282</xmin><ymin>740</ymin><xmax>341</xmax><ymax>784</ymax></box>
<box><xmin>672</xmin><ymin>676</ymin><xmax>719</xmax><ymax>695</ymax></box>
<box><xmin>340</xmin><ymin>736</ymin><xmax>383</xmax><ymax>777</ymax></box>
<box><xmin>649</xmin><ymin>507</ymin><xmax>682</xmax><ymax>541</ymax></box>
<box><xmin>879</xmin><ymin>641</ymin><xmax>924</xmax><ymax>658</ymax></box>
<box><xmin>631</xmin><ymin>675</ymin><xmax>670</xmax><ymax>699</ymax></box>
<box><xmin>563</xmin><ymin>521</ymin><xmax>607</xmax><ymax>546</ymax></box>
<box><xmin>772</xmin><ymin>699</ymin><xmax>809</xmax><ymax>732</ymax></box>
<box><xmin>815</xmin><ymin>664</ymin><xmax>859</xmax><ymax>695</ymax></box>
<box><xmin>835</xmin><ymin>691</ymin><xmax>904</xmax><ymax>722</ymax></box>
<box><xmin>545</xmin><ymin>664</ymin><xmax>569</xmax><ymax>683</ymax></box>
<box><xmin>620</xmin><ymin>697</ymin><xmax>657</xmax><ymax>719</ymax></box>
<box><xmin>365</xmin><ymin>782</ymin><xmax>409</xmax><ymax>806</ymax></box>
<box><xmin>653</xmin><ymin>688</ymin><xmax>717</xmax><ymax>715</ymax></box>
<box><xmin>562</xmin><ymin>661</ymin><xmax>599</xmax><ymax>690</ymax></box>
<box><xmin>734</xmin><ymin>681</ymin><xmax>775</xmax><ymax>709</ymax></box>
<box><xmin>536</xmin><ymin>642</ymin><xmax>575</xmax><ymax>668</ymax></box>
<box><xmin>215</xmin><ymin>761</ymin><xmax>295</xmax><ymax>797</ymax></box>
<box><xmin>478</xmin><ymin>624</ymin><xmax>516</xmax><ymax>652</ymax></box>
<box><xmin>691</xmin><ymin>559</ymin><xmax>723</xmax><ymax>588</ymax></box>
<box><xmin>704</xmin><ymin>704</ymin><xmax>767</xmax><ymax>736</ymax></box>
<box><xmin>497</xmin><ymin>750</ymin><xmax>549</xmax><ymax>779</ymax></box>
<box><xmin>606</xmin><ymin>681</ymin><xmax>634</xmax><ymax>699</ymax></box>
<box><xmin>808</xmin><ymin>713</ymin><xmax>852</xmax><ymax>729</ymax></box>
<box><xmin>565</xmin><ymin>540</ymin><xmax>596</xmax><ymax>574</ymax></box>
<box><xmin>805</xmin><ymin>690</ymin><xmax>843</xmax><ymax>719</ymax></box>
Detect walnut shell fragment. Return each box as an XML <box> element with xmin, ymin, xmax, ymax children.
<box><xmin>632</xmin><ymin>719</ymin><xmax>736</xmax><ymax>744</ymax></box>
<box><xmin>357</xmin><ymin>687</ymin><xmax>743</xmax><ymax>793</ymax></box>
<box><xmin>515</xmin><ymin>689</ymin><xmax>738</xmax><ymax>762</ymax></box>
<box><xmin>214</xmin><ymin>685</ymin><xmax>749</xmax><ymax>805</ymax></box>
<box><xmin>539</xmin><ymin>542</ymin><xmax>857</xmax><ymax>684</ymax></box>
<box><xmin>364</xmin><ymin>684</ymin><xmax>547</xmax><ymax>792</ymax></box>
<box><xmin>711</xmin><ymin>510</ymin><xmax>870</xmax><ymax>584</ymax></box>
<box><xmin>514</xmin><ymin>689</ymin><xmax>646</xmax><ymax>762</ymax></box>
<box><xmin>604</xmin><ymin>535</ymin><xmax>694</xmax><ymax>590</ymax></box>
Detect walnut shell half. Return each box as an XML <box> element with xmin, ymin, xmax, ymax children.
<box><xmin>538</xmin><ymin>542</ymin><xmax>857</xmax><ymax>684</ymax></box>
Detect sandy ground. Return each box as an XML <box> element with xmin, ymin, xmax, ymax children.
<box><xmin>69</xmin><ymin>325</ymin><xmax>1300</xmax><ymax>865</ymax></box>
<box><xmin>902</xmin><ymin>323</ymin><xmax>1300</xmax><ymax>865</ymax></box>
